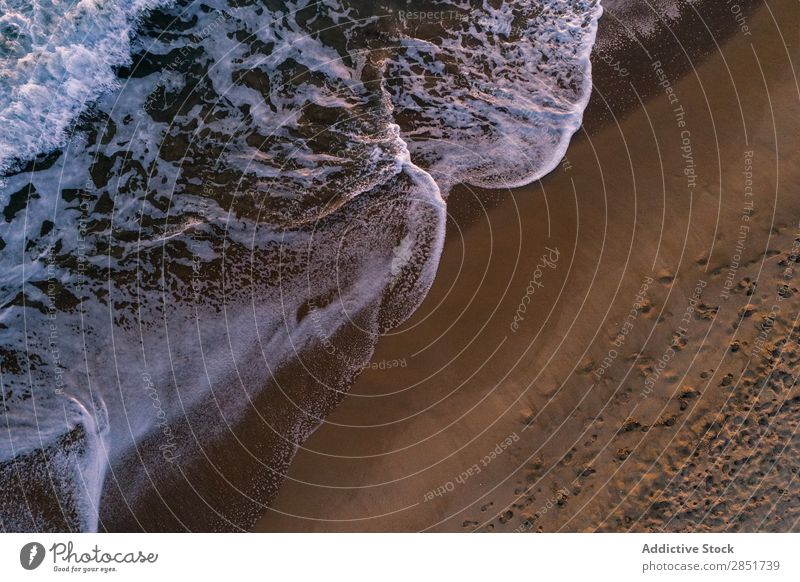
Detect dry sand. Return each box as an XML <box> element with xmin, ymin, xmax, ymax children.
<box><xmin>256</xmin><ymin>0</ymin><xmax>800</xmax><ymax>532</ymax></box>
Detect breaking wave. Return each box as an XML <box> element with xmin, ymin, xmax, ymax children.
<box><xmin>0</xmin><ymin>0</ymin><xmax>601</xmax><ymax>531</ymax></box>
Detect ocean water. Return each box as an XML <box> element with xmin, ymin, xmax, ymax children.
<box><xmin>0</xmin><ymin>0</ymin><xmax>174</xmax><ymax>173</ymax></box>
<box><xmin>0</xmin><ymin>0</ymin><xmax>601</xmax><ymax>531</ymax></box>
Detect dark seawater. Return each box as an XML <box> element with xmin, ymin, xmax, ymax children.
<box><xmin>0</xmin><ymin>0</ymin><xmax>600</xmax><ymax>531</ymax></box>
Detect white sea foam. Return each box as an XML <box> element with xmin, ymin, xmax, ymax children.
<box><xmin>0</xmin><ymin>0</ymin><xmax>602</xmax><ymax>531</ymax></box>
<box><xmin>388</xmin><ymin>0</ymin><xmax>602</xmax><ymax>192</ymax></box>
<box><xmin>0</xmin><ymin>0</ymin><xmax>172</xmax><ymax>174</ymax></box>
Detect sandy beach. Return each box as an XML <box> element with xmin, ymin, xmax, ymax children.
<box><xmin>2</xmin><ymin>0</ymin><xmax>798</xmax><ymax>537</ymax></box>
<box><xmin>256</xmin><ymin>0</ymin><xmax>800</xmax><ymax>532</ymax></box>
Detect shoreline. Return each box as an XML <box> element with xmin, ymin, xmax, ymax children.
<box><xmin>256</xmin><ymin>0</ymin><xmax>800</xmax><ymax>532</ymax></box>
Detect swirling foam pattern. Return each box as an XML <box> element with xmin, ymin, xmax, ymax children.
<box><xmin>0</xmin><ymin>0</ymin><xmax>600</xmax><ymax>531</ymax></box>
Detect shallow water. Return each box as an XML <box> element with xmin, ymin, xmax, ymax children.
<box><xmin>0</xmin><ymin>0</ymin><xmax>601</xmax><ymax>531</ymax></box>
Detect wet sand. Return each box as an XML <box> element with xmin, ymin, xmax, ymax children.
<box><xmin>256</xmin><ymin>0</ymin><xmax>800</xmax><ymax>532</ymax></box>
